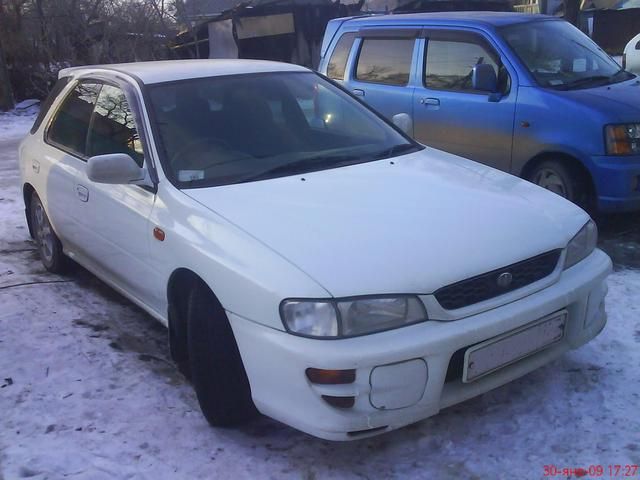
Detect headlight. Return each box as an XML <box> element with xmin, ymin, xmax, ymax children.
<box><xmin>281</xmin><ymin>301</ymin><xmax>338</xmax><ymax>337</ymax></box>
<box><xmin>281</xmin><ymin>296</ymin><xmax>427</xmax><ymax>338</ymax></box>
<box><xmin>564</xmin><ymin>219</ymin><xmax>598</xmax><ymax>269</ymax></box>
<box><xmin>605</xmin><ymin>124</ymin><xmax>640</xmax><ymax>155</ymax></box>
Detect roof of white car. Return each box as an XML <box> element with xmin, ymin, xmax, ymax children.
<box><xmin>58</xmin><ymin>59</ymin><xmax>310</xmax><ymax>85</ymax></box>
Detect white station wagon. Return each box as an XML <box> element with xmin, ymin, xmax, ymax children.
<box><xmin>19</xmin><ymin>59</ymin><xmax>611</xmax><ymax>440</ymax></box>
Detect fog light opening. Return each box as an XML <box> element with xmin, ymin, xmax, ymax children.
<box><xmin>306</xmin><ymin>368</ymin><xmax>355</xmax><ymax>385</ymax></box>
<box><xmin>321</xmin><ymin>395</ymin><xmax>355</xmax><ymax>409</ymax></box>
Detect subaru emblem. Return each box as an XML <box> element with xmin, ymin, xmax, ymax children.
<box><xmin>497</xmin><ymin>272</ymin><xmax>513</xmax><ymax>288</ymax></box>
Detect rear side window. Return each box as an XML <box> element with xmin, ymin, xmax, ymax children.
<box><xmin>355</xmin><ymin>38</ymin><xmax>414</xmax><ymax>86</ymax></box>
<box><xmin>47</xmin><ymin>82</ymin><xmax>101</xmax><ymax>157</ymax></box>
<box><xmin>30</xmin><ymin>77</ymin><xmax>70</xmax><ymax>135</ymax></box>
<box><xmin>327</xmin><ymin>32</ymin><xmax>357</xmax><ymax>81</ymax></box>
<box><xmin>87</xmin><ymin>84</ymin><xmax>144</xmax><ymax>166</ymax></box>
<box><xmin>425</xmin><ymin>38</ymin><xmax>499</xmax><ymax>92</ymax></box>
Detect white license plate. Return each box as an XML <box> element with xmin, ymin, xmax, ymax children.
<box><xmin>462</xmin><ymin>311</ymin><xmax>567</xmax><ymax>383</ymax></box>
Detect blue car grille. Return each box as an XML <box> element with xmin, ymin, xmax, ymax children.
<box><xmin>434</xmin><ymin>250</ymin><xmax>562</xmax><ymax>310</ymax></box>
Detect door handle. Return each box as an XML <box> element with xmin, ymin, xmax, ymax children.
<box><xmin>420</xmin><ymin>98</ymin><xmax>440</xmax><ymax>106</ymax></box>
<box><xmin>76</xmin><ymin>184</ymin><xmax>89</xmax><ymax>202</ymax></box>
<box><xmin>32</xmin><ymin>160</ymin><xmax>40</xmax><ymax>174</ymax></box>
<box><xmin>353</xmin><ymin>89</ymin><xmax>365</xmax><ymax>97</ymax></box>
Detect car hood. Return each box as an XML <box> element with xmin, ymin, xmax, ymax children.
<box><xmin>183</xmin><ymin>148</ymin><xmax>589</xmax><ymax>297</ymax></box>
<box><xmin>561</xmin><ymin>77</ymin><xmax>640</xmax><ymax>119</ymax></box>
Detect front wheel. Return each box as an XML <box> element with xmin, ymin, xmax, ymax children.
<box><xmin>527</xmin><ymin>160</ymin><xmax>588</xmax><ymax>208</ymax></box>
<box><xmin>30</xmin><ymin>193</ymin><xmax>69</xmax><ymax>273</ymax></box>
<box><xmin>187</xmin><ymin>282</ymin><xmax>257</xmax><ymax>427</ymax></box>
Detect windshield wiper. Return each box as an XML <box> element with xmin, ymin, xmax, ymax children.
<box><xmin>234</xmin><ymin>143</ymin><xmax>421</xmax><ymax>184</ymax></box>
<box><xmin>555</xmin><ymin>75</ymin><xmax>611</xmax><ymax>90</ymax></box>
<box><xmin>237</xmin><ymin>153</ymin><xmax>361</xmax><ymax>183</ymax></box>
<box><xmin>372</xmin><ymin>143</ymin><xmax>419</xmax><ymax>160</ymax></box>
<box><xmin>609</xmin><ymin>68</ymin><xmax>634</xmax><ymax>83</ymax></box>
<box><xmin>557</xmin><ymin>68</ymin><xmax>632</xmax><ymax>91</ymax></box>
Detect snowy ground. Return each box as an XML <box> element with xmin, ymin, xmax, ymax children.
<box><xmin>1</xmin><ymin>111</ymin><xmax>639</xmax><ymax>480</ymax></box>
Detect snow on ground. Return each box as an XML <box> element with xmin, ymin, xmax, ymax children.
<box><xmin>0</xmin><ymin>104</ymin><xmax>39</xmax><ymax>140</ymax></box>
<box><xmin>0</xmin><ymin>112</ymin><xmax>639</xmax><ymax>480</ymax></box>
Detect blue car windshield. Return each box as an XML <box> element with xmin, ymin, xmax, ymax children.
<box><xmin>500</xmin><ymin>20</ymin><xmax>633</xmax><ymax>90</ymax></box>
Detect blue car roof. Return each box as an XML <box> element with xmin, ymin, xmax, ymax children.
<box><xmin>343</xmin><ymin>12</ymin><xmax>556</xmax><ymax>29</ymax></box>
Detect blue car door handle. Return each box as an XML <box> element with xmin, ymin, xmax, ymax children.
<box><xmin>420</xmin><ymin>98</ymin><xmax>440</xmax><ymax>106</ymax></box>
<box><xmin>353</xmin><ymin>89</ymin><xmax>365</xmax><ymax>97</ymax></box>
<box><xmin>76</xmin><ymin>184</ymin><xmax>89</xmax><ymax>202</ymax></box>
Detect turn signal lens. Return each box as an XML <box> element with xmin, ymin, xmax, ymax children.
<box><xmin>605</xmin><ymin>124</ymin><xmax>640</xmax><ymax>155</ymax></box>
<box><xmin>306</xmin><ymin>368</ymin><xmax>355</xmax><ymax>385</ymax></box>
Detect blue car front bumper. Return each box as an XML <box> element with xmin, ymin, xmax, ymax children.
<box><xmin>590</xmin><ymin>154</ymin><xmax>640</xmax><ymax>212</ymax></box>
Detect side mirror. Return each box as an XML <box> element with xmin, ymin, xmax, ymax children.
<box><xmin>472</xmin><ymin>64</ymin><xmax>498</xmax><ymax>93</ymax></box>
<box><xmin>87</xmin><ymin>153</ymin><xmax>147</xmax><ymax>185</ymax></box>
<box><xmin>392</xmin><ymin>113</ymin><xmax>413</xmax><ymax>136</ymax></box>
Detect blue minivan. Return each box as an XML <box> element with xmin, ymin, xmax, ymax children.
<box><xmin>318</xmin><ymin>12</ymin><xmax>640</xmax><ymax>212</ymax></box>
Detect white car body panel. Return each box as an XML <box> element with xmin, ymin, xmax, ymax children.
<box><xmin>145</xmin><ymin>183</ymin><xmax>331</xmax><ymax>327</ymax></box>
<box><xmin>18</xmin><ymin>60</ymin><xmax>611</xmax><ymax>440</ymax></box>
<box><xmin>58</xmin><ymin>59</ymin><xmax>308</xmax><ymax>85</ymax></box>
<box><xmin>184</xmin><ymin>147</ymin><xmax>588</xmax><ymax>299</ymax></box>
<box><xmin>230</xmin><ymin>248</ymin><xmax>609</xmax><ymax>439</ymax></box>
<box><xmin>624</xmin><ymin>33</ymin><xmax>640</xmax><ymax>74</ymax></box>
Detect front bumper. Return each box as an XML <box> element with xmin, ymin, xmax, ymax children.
<box><xmin>229</xmin><ymin>249</ymin><xmax>611</xmax><ymax>440</ymax></box>
<box><xmin>590</xmin><ymin>154</ymin><xmax>640</xmax><ymax>212</ymax></box>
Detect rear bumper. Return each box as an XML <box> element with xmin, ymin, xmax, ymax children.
<box><xmin>590</xmin><ymin>155</ymin><xmax>640</xmax><ymax>212</ymax></box>
<box><xmin>229</xmin><ymin>249</ymin><xmax>611</xmax><ymax>440</ymax></box>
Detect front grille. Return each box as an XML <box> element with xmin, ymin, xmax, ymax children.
<box><xmin>434</xmin><ymin>250</ymin><xmax>562</xmax><ymax>310</ymax></box>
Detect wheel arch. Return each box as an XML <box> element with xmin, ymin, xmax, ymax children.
<box><xmin>520</xmin><ymin>152</ymin><xmax>596</xmax><ymax>209</ymax></box>
<box><xmin>166</xmin><ymin>268</ymin><xmax>225</xmax><ymax>365</ymax></box>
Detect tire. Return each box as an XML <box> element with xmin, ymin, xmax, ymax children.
<box><xmin>187</xmin><ymin>282</ymin><xmax>257</xmax><ymax>427</ymax></box>
<box><xmin>30</xmin><ymin>192</ymin><xmax>69</xmax><ymax>273</ymax></box>
<box><xmin>168</xmin><ymin>303</ymin><xmax>191</xmax><ymax>380</ymax></box>
<box><xmin>527</xmin><ymin>160</ymin><xmax>588</xmax><ymax>208</ymax></box>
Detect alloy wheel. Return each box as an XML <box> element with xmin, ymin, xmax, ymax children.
<box><xmin>533</xmin><ymin>168</ymin><xmax>568</xmax><ymax>198</ymax></box>
<box><xmin>33</xmin><ymin>202</ymin><xmax>55</xmax><ymax>264</ymax></box>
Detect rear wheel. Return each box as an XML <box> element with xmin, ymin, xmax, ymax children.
<box><xmin>30</xmin><ymin>193</ymin><xmax>68</xmax><ymax>273</ymax></box>
<box><xmin>187</xmin><ymin>282</ymin><xmax>256</xmax><ymax>426</ymax></box>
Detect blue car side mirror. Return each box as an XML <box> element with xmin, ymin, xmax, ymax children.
<box><xmin>472</xmin><ymin>64</ymin><xmax>498</xmax><ymax>94</ymax></box>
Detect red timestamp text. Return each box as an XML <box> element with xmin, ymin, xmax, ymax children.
<box><xmin>543</xmin><ymin>464</ymin><xmax>639</xmax><ymax>478</ymax></box>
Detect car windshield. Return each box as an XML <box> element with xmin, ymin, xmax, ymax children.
<box><xmin>147</xmin><ymin>71</ymin><xmax>420</xmax><ymax>188</ymax></box>
<box><xmin>500</xmin><ymin>20</ymin><xmax>634</xmax><ymax>90</ymax></box>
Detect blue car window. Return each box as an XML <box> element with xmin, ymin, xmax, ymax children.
<box><xmin>327</xmin><ymin>32</ymin><xmax>357</xmax><ymax>81</ymax></box>
<box><xmin>425</xmin><ymin>37</ymin><xmax>500</xmax><ymax>92</ymax></box>
<box><xmin>355</xmin><ymin>38</ymin><xmax>414</xmax><ymax>86</ymax></box>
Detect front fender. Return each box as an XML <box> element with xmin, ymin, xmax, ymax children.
<box><xmin>150</xmin><ymin>183</ymin><xmax>331</xmax><ymax>330</ymax></box>
<box><xmin>512</xmin><ymin>86</ymin><xmax>607</xmax><ymax>177</ymax></box>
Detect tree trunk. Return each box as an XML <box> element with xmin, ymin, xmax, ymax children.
<box><xmin>564</xmin><ymin>0</ymin><xmax>580</xmax><ymax>26</ymax></box>
<box><xmin>0</xmin><ymin>37</ymin><xmax>14</xmax><ymax>111</ymax></box>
